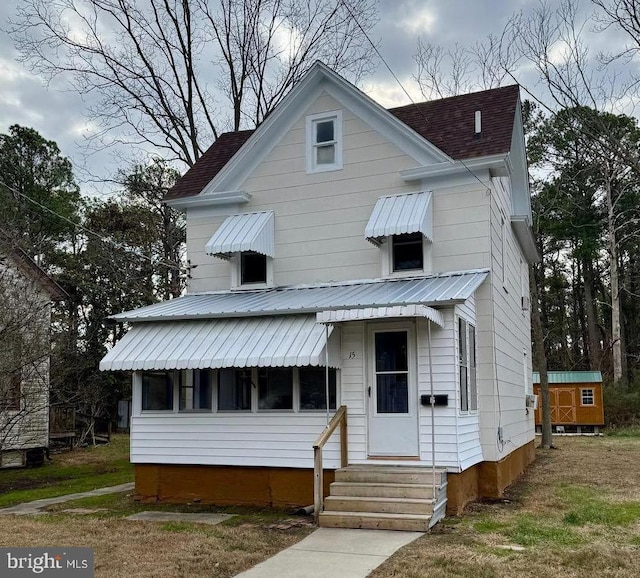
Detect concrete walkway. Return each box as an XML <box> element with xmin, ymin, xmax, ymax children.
<box><xmin>234</xmin><ymin>527</ymin><xmax>423</xmax><ymax>578</ymax></box>
<box><xmin>0</xmin><ymin>482</ymin><xmax>135</xmax><ymax>516</ymax></box>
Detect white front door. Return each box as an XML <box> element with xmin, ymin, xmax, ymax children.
<box><xmin>367</xmin><ymin>324</ymin><xmax>419</xmax><ymax>457</ymax></box>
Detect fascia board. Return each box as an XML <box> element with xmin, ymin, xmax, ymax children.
<box><xmin>511</xmin><ymin>216</ymin><xmax>540</xmax><ymax>263</ymax></box>
<box><xmin>400</xmin><ymin>153</ymin><xmax>509</xmax><ymax>182</ymax></box>
<box><xmin>200</xmin><ymin>62</ymin><xmax>452</xmax><ymax>195</ymax></box>
<box><xmin>165</xmin><ymin>190</ymin><xmax>251</xmax><ymax>209</ymax></box>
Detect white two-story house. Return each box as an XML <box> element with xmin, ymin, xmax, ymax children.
<box><xmin>101</xmin><ymin>62</ymin><xmax>538</xmax><ymax>530</ymax></box>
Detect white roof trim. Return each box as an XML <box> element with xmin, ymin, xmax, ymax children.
<box><xmin>166</xmin><ymin>190</ymin><xmax>251</xmax><ymax>209</ymax></box>
<box><xmin>365</xmin><ymin>191</ymin><xmax>432</xmax><ymax>245</ymax></box>
<box><xmin>316</xmin><ymin>304</ymin><xmax>444</xmax><ymax>328</ymax></box>
<box><xmin>200</xmin><ymin>62</ymin><xmax>452</xmax><ymax>196</ymax></box>
<box><xmin>99</xmin><ymin>315</ymin><xmax>337</xmax><ymax>371</ymax></box>
<box><xmin>205</xmin><ymin>211</ymin><xmax>274</xmax><ymax>259</ymax></box>
<box><xmin>511</xmin><ymin>216</ymin><xmax>540</xmax><ymax>264</ymax></box>
<box><xmin>400</xmin><ymin>154</ymin><xmax>509</xmax><ymax>182</ymax></box>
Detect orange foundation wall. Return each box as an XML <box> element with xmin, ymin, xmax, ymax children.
<box><xmin>533</xmin><ymin>383</ymin><xmax>604</xmax><ymax>425</ymax></box>
<box><xmin>135</xmin><ymin>464</ymin><xmax>335</xmax><ymax>508</ymax></box>
<box><xmin>446</xmin><ymin>440</ymin><xmax>536</xmax><ymax>515</ymax></box>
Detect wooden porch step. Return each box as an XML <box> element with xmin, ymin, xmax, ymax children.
<box><xmin>324</xmin><ymin>495</ymin><xmax>434</xmax><ymax>515</ymax></box>
<box><xmin>319</xmin><ymin>510</ymin><xmax>431</xmax><ymax>532</ymax></box>
<box><xmin>335</xmin><ymin>466</ymin><xmax>446</xmax><ymax>485</ymax></box>
<box><xmin>329</xmin><ymin>481</ymin><xmax>439</xmax><ymax>499</ymax></box>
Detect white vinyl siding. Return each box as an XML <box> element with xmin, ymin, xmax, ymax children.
<box><xmin>478</xmin><ymin>176</ymin><xmax>534</xmax><ymax>461</ymax></box>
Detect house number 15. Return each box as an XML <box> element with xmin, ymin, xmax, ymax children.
<box><xmin>348</xmin><ymin>351</ymin><xmax>357</xmax><ymax>359</ymax></box>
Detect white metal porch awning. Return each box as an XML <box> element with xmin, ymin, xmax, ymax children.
<box><xmin>205</xmin><ymin>211</ymin><xmax>274</xmax><ymax>259</ymax></box>
<box><xmin>316</xmin><ymin>304</ymin><xmax>444</xmax><ymax>327</ymax></box>
<box><xmin>365</xmin><ymin>191</ymin><xmax>432</xmax><ymax>245</ymax></box>
<box><xmin>99</xmin><ymin>314</ymin><xmax>336</xmax><ymax>371</ymax></box>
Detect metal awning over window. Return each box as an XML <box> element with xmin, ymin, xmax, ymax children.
<box><xmin>205</xmin><ymin>211</ymin><xmax>274</xmax><ymax>260</ymax></box>
<box><xmin>365</xmin><ymin>191</ymin><xmax>432</xmax><ymax>245</ymax></box>
<box><xmin>99</xmin><ymin>315</ymin><xmax>336</xmax><ymax>371</ymax></box>
<box><xmin>316</xmin><ymin>304</ymin><xmax>444</xmax><ymax>328</ymax></box>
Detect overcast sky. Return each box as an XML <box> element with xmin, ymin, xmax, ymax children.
<box><xmin>0</xmin><ymin>0</ymin><xmax>633</xmax><ymax>195</ymax></box>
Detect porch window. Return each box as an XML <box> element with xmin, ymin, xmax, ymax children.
<box><xmin>581</xmin><ymin>388</ymin><xmax>594</xmax><ymax>406</ymax></box>
<box><xmin>218</xmin><ymin>369</ymin><xmax>252</xmax><ymax>411</ymax></box>
<box><xmin>392</xmin><ymin>233</ymin><xmax>423</xmax><ymax>271</ymax></box>
<box><xmin>179</xmin><ymin>369</ymin><xmax>212</xmax><ymax>411</ymax></box>
<box><xmin>374</xmin><ymin>331</ymin><xmax>409</xmax><ymax>413</ymax></box>
<box><xmin>458</xmin><ymin>319</ymin><xmax>477</xmax><ymax>412</ymax></box>
<box><xmin>258</xmin><ymin>368</ymin><xmax>293</xmax><ymax>410</ymax></box>
<box><xmin>142</xmin><ymin>371</ymin><xmax>174</xmax><ymax>411</ymax></box>
<box><xmin>299</xmin><ymin>367</ymin><xmax>337</xmax><ymax>411</ymax></box>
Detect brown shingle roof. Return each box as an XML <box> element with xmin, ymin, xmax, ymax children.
<box><xmin>164</xmin><ymin>85</ymin><xmax>519</xmax><ymax>201</ymax></box>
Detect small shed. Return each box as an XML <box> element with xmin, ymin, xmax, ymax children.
<box><xmin>532</xmin><ymin>371</ymin><xmax>604</xmax><ymax>434</ymax></box>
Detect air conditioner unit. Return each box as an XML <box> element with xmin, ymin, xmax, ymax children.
<box><xmin>521</xmin><ymin>296</ymin><xmax>530</xmax><ymax>311</ymax></box>
<box><xmin>525</xmin><ymin>394</ymin><xmax>538</xmax><ymax>409</ymax></box>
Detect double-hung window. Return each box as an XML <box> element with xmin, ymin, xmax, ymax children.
<box><xmin>306</xmin><ymin>110</ymin><xmax>343</xmax><ymax>173</ymax></box>
<box><xmin>458</xmin><ymin>319</ymin><xmax>477</xmax><ymax>412</ymax></box>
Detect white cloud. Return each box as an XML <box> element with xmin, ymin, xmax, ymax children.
<box><xmin>362</xmin><ymin>78</ymin><xmax>425</xmax><ymax>108</ymax></box>
<box><xmin>398</xmin><ymin>6</ymin><xmax>437</xmax><ymax>35</ymax></box>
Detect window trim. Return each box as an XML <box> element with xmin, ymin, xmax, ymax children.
<box><xmin>458</xmin><ymin>317</ymin><xmax>478</xmax><ymax>414</ymax></box>
<box><xmin>230</xmin><ymin>252</ymin><xmax>273</xmax><ymax>290</ymax></box>
<box><xmin>305</xmin><ymin>110</ymin><xmax>343</xmax><ymax>173</ymax></box>
<box><xmin>381</xmin><ymin>234</ymin><xmax>431</xmax><ymax>278</ymax></box>
<box><xmin>580</xmin><ymin>388</ymin><xmax>595</xmax><ymax>406</ymax></box>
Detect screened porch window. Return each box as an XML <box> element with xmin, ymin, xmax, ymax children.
<box><xmin>179</xmin><ymin>369</ymin><xmax>212</xmax><ymax>411</ymax></box>
<box><xmin>258</xmin><ymin>368</ymin><xmax>293</xmax><ymax>410</ymax></box>
<box><xmin>142</xmin><ymin>371</ymin><xmax>174</xmax><ymax>411</ymax></box>
<box><xmin>299</xmin><ymin>367</ymin><xmax>337</xmax><ymax>411</ymax></box>
<box><xmin>218</xmin><ymin>369</ymin><xmax>252</xmax><ymax>411</ymax></box>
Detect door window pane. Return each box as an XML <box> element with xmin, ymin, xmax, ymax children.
<box><xmin>258</xmin><ymin>368</ymin><xmax>293</xmax><ymax>410</ymax></box>
<box><xmin>376</xmin><ymin>374</ymin><xmax>408</xmax><ymax>413</ymax></box>
<box><xmin>300</xmin><ymin>367</ymin><xmax>336</xmax><ymax>410</ymax></box>
<box><xmin>218</xmin><ymin>369</ymin><xmax>252</xmax><ymax>411</ymax></box>
<box><xmin>375</xmin><ymin>332</ymin><xmax>408</xmax><ymax>371</ymax></box>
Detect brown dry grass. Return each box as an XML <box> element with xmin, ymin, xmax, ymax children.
<box><xmin>0</xmin><ymin>514</ymin><xmax>312</xmax><ymax>577</ymax></box>
<box><xmin>371</xmin><ymin>436</ymin><xmax>640</xmax><ymax>578</ymax></box>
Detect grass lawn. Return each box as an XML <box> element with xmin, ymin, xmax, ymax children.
<box><xmin>371</xmin><ymin>434</ymin><xmax>640</xmax><ymax>578</ymax></box>
<box><xmin>0</xmin><ymin>434</ymin><xmax>133</xmax><ymax>508</ymax></box>
<box><xmin>0</xmin><ymin>434</ymin><xmax>314</xmax><ymax>577</ymax></box>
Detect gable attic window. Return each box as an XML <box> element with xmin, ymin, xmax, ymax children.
<box><xmin>306</xmin><ymin>110</ymin><xmax>343</xmax><ymax>173</ymax></box>
<box><xmin>365</xmin><ymin>191</ymin><xmax>433</xmax><ymax>275</ymax></box>
<box><xmin>205</xmin><ymin>211</ymin><xmax>275</xmax><ymax>288</ymax></box>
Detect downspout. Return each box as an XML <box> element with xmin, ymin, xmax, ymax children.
<box><xmin>427</xmin><ymin>320</ymin><xmax>436</xmax><ymax>498</ymax></box>
<box><xmin>326</xmin><ymin>323</ymin><xmax>330</xmax><ymax>425</ymax></box>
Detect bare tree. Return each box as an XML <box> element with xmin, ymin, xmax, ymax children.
<box><xmin>413</xmin><ymin>33</ymin><xmax>517</xmax><ymax>99</ymax></box>
<box><xmin>10</xmin><ymin>0</ymin><xmax>378</xmax><ymax>168</ymax></box>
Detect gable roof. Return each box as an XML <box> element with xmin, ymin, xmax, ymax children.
<box><xmin>165</xmin><ymin>82</ymin><xmax>520</xmax><ymax>202</ymax></box>
<box><xmin>0</xmin><ymin>233</ymin><xmax>67</xmax><ymax>301</ymax></box>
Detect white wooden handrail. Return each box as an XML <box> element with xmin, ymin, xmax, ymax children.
<box><xmin>312</xmin><ymin>405</ymin><xmax>347</xmax><ymax>524</ymax></box>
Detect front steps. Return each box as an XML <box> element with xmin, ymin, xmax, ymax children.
<box><xmin>319</xmin><ymin>465</ymin><xmax>447</xmax><ymax>532</ymax></box>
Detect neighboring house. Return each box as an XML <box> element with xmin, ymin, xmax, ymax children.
<box><xmin>100</xmin><ymin>62</ymin><xmax>539</xmax><ymax>530</ymax></box>
<box><xmin>533</xmin><ymin>371</ymin><xmax>604</xmax><ymax>434</ymax></box>
<box><xmin>0</xmin><ymin>238</ymin><xmax>66</xmax><ymax>467</ymax></box>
